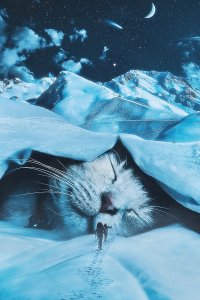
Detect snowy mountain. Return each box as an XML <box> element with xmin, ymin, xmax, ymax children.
<box><xmin>1</xmin><ymin>69</ymin><xmax>200</xmax><ymax>139</ymax></box>
<box><xmin>0</xmin><ymin>77</ymin><xmax>55</xmax><ymax>102</ymax></box>
<box><xmin>104</xmin><ymin>70</ymin><xmax>200</xmax><ymax>113</ymax></box>
<box><xmin>36</xmin><ymin>71</ymin><xmax>187</xmax><ymax>119</ymax></box>
<box><xmin>1</xmin><ymin>70</ymin><xmax>199</xmax><ymax>116</ymax></box>
<box><xmin>34</xmin><ymin>71</ymin><xmax>188</xmax><ymax>138</ymax></box>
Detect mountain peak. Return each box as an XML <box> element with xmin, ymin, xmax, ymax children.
<box><xmin>105</xmin><ymin>69</ymin><xmax>200</xmax><ymax>112</ymax></box>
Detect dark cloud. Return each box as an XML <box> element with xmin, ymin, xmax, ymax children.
<box><xmin>0</xmin><ymin>9</ymin><xmax>8</xmax><ymax>49</ymax></box>
<box><xmin>99</xmin><ymin>46</ymin><xmax>109</xmax><ymax>61</ymax></box>
<box><xmin>177</xmin><ymin>36</ymin><xmax>200</xmax><ymax>64</ymax></box>
<box><xmin>177</xmin><ymin>36</ymin><xmax>200</xmax><ymax>90</ymax></box>
<box><xmin>69</xmin><ymin>29</ymin><xmax>88</xmax><ymax>42</ymax></box>
<box><xmin>0</xmin><ymin>26</ymin><xmax>47</xmax><ymax>82</ymax></box>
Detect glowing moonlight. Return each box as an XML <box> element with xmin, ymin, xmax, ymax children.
<box><xmin>145</xmin><ymin>3</ymin><xmax>156</xmax><ymax>19</ymax></box>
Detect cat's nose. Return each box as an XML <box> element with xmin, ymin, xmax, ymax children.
<box><xmin>100</xmin><ymin>193</ymin><xmax>118</xmax><ymax>215</ymax></box>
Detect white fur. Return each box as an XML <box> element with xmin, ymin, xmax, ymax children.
<box><xmin>51</xmin><ymin>152</ymin><xmax>153</xmax><ymax>237</ymax></box>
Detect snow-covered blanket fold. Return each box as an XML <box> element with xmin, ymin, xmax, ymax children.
<box><xmin>0</xmin><ymin>98</ymin><xmax>200</xmax><ymax>213</ymax></box>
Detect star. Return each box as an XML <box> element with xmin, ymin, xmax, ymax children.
<box><xmin>113</xmin><ymin>63</ymin><xmax>117</xmax><ymax>67</ymax></box>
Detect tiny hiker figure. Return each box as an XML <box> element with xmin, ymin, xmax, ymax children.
<box><xmin>95</xmin><ymin>222</ymin><xmax>105</xmax><ymax>250</ymax></box>
<box><xmin>103</xmin><ymin>223</ymin><xmax>112</xmax><ymax>242</ymax></box>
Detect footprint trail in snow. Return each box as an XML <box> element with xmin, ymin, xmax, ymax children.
<box><xmin>68</xmin><ymin>235</ymin><xmax>115</xmax><ymax>300</ymax></box>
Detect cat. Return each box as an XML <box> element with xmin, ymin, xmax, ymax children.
<box><xmin>48</xmin><ymin>152</ymin><xmax>153</xmax><ymax>237</ymax></box>
<box><xmin>1</xmin><ymin>149</ymin><xmax>199</xmax><ymax>238</ymax></box>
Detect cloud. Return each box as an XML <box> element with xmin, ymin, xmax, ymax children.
<box><xmin>11</xmin><ymin>65</ymin><xmax>35</xmax><ymax>82</ymax></box>
<box><xmin>12</xmin><ymin>27</ymin><xmax>46</xmax><ymax>52</ymax></box>
<box><xmin>61</xmin><ymin>58</ymin><xmax>92</xmax><ymax>74</ymax></box>
<box><xmin>53</xmin><ymin>49</ymin><xmax>68</xmax><ymax>64</ymax></box>
<box><xmin>177</xmin><ymin>36</ymin><xmax>200</xmax><ymax>62</ymax></box>
<box><xmin>45</xmin><ymin>28</ymin><xmax>64</xmax><ymax>46</ymax></box>
<box><xmin>0</xmin><ymin>47</ymin><xmax>35</xmax><ymax>81</ymax></box>
<box><xmin>99</xmin><ymin>46</ymin><xmax>109</xmax><ymax>61</ymax></box>
<box><xmin>0</xmin><ymin>48</ymin><xmax>23</xmax><ymax>69</ymax></box>
<box><xmin>0</xmin><ymin>26</ymin><xmax>47</xmax><ymax>82</ymax></box>
<box><xmin>0</xmin><ymin>9</ymin><xmax>8</xmax><ymax>49</ymax></box>
<box><xmin>0</xmin><ymin>19</ymin><xmax>65</xmax><ymax>82</ymax></box>
<box><xmin>182</xmin><ymin>62</ymin><xmax>200</xmax><ymax>90</ymax></box>
<box><xmin>69</xmin><ymin>29</ymin><xmax>88</xmax><ymax>42</ymax></box>
<box><xmin>0</xmin><ymin>10</ymin><xmax>88</xmax><ymax>82</ymax></box>
<box><xmin>177</xmin><ymin>36</ymin><xmax>200</xmax><ymax>90</ymax></box>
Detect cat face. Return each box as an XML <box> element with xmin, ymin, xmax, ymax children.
<box><xmin>51</xmin><ymin>153</ymin><xmax>153</xmax><ymax>237</ymax></box>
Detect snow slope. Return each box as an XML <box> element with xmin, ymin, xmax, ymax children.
<box><xmin>0</xmin><ymin>222</ymin><xmax>199</xmax><ymax>300</ymax></box>
<box><xmin>35</xmin><ymin>71</ymin><xmax>187</xmax><ymax>139</ymax></box>
<box><xmin>157</xmin><ymin>113</ymin><xmax>200</xmax><ymax>142</ymax></box>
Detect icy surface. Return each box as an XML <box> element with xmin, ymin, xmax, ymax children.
<box><xmin>0</xmin><ymin>222</ymin><xmax>200</xmax><ymax>300</ymax></box>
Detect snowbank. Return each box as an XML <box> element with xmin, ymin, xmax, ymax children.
<box><xmin>0</xmin><ymin>222</ymin><xmax>199</xmax><ymax>300</ymax></box>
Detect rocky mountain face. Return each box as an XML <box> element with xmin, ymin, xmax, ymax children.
<box><xmin>33</xmin><ymin>71</ymin><xmax>188</xmax><ymax>139</ymax></box>
<box><xmin>104</xmin><ymin>70</ymin><xmax>200</xmax><ymax>113</ymax></box>
<box><xmin>1</xmin><ymin>70</ymin><xmax>199</xmax><ymax>114</ymax></box>
<box><xmin>1</xmin><ymin>70</ymin><xmax>200</xmax><ymax>138</ymax></box>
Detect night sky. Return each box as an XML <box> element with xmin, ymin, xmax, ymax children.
<box><xmin>0</xmin><ymin>0</ymin><xmax>200</xmax><ymax>82</ymax></box>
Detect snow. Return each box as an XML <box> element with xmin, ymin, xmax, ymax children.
<box><xmin>35</xmin><ymin>71</ymin><xmax>186</xmax><ymax>140</ymax></box>
<box><xmin>0</xmin><ymin>222</ymin><xmax>199</xmax><ymax>300</ymax></box>
<box><xmin>105</xmin><ymin>70</ymin><xmax>200</xmax><ymax>113</ymax></box>
<box><xmin>120</xmin><ymin>133</ymin><xmax>200</xmax><ymax>213</ymax></box>
<box><xmin>157</xmin><ymin>113</ymin><xmax>200</xmax><ymax>142</ymax></box>
<box><xmin>36</xmin><ymin>71</ymin><xmax>119</xmax><ymax>126</ymax></box>
<box><xmin>0</xmin><ymin>82</ymin><xmax>200</xmax><ymax>213</ymax></box>
<box><xmin>0</xmin><ymin>97</ymin><xmax>117</xmax><ymax>178</ymax></box>
<box><xmin>0</xmin><ymin>77</ymin><xmax>55</xmax><ymax>102</ymax></box>
<box><xmin>1</xmin><ymin>69</ymin><xmax>200</xmax><ymax>299</ymax></box>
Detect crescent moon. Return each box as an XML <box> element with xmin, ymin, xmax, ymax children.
<box><xmin>144</xmin><ymin>3</ymin><xmax>156</xmax><ymax>19</ymax></box>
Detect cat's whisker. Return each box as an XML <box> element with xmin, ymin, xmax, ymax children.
<box><xmin>19</xmin><ymin>166</ymin><xmax>63</xmax><ymax>181</ymax></box>
<box><xmin>28</xmin><ymin>159</ymin><xmax>89</xmax><ymax>196</ymax></box>
<box><xmin>36</xmin><ymin>181</ymin><xmax>63</xmax><ymax>191</ymax></box>
<box><xmin>112</xmin><ymin>150</ymin><xmax>122</xmax><ymax>165</ymax></box>
<box><xmin>150</xmin><ymin>207</ymin><xmax>179</xmax><ymax>221</ymax></box>
<box><xmin>44</xmin><ymin>206</ymin><xmax>68</xmax><ymax>217</ymax></box>
<box><xmin>28</xmin><ymin>158</ymin><xmax>67</xmax><ymax>177</ymax></box>
<box><xmin>20</xmin><ymin>166</ymin><xmax>77</xmax><ymax>192</ymax></box>
<box><xmin>40</xmin><ymin>187</ymin><xmax>72</xmax><ymax>197</ymax></box>
<box><xmin>149</xmin><ymin>205</ymin><xmax>172</xmax><ymax>211</ymax></box>
<box><xmin>56</xmin><ymin>159</ymin><xmax>68</xmax><ymax>171</ymax></box>
<box><xmin>28</xmin><ymin>160</ymin><xmax>84</xmax><ymax>189</ymax></box>
<box><xmin>20</xmin><ymin>167</ymin><xmax>85</xmax><ymax>200</ymax></box>
<box><xmin>11</xmin><ymin>190</ymin><xmax>53</xmax><ymax>197</ymax></box>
